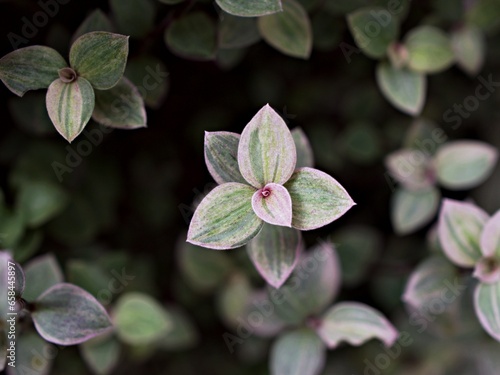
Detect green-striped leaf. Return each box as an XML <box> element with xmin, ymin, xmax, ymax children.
<box><xmin>404</xmin><ymin>25</ymin><xmax>455</xmax><ymax>74</ymax></box>
<box><xmin>252</xmin><ymin>183</ymin><xmax>292</xmax><ymax>226</ymax></box>
<box><xmin>70</xmin><ymin>32</ymin><xmax>129</xmax><ymax>90</ymax></box>
<box><xmin>258</xmin><ymin>0</ymin><xmax>312</xmax><ymax>59</ymax></box>
<box><xmin>72</xmin><ymin>9</ymin><xmax>114</xmax><ymax>43</ymax></box>
<box><xmin>110</xmin><ymin>0</ymin><xmax>155</xmax><ymax>39</ymax></box>
<box><xmin>23</xmin><ymin>253</ymin><xmax>64</xmax><ymax>302</ymax></box>
<box><xmin>247</xmin><ymin>223</ymin><xmax>302</xmax><ymax>288</ymax></box>
<box><xmin>438</xmin><ymin>199</ymin><xmax>489</xmax><ymax>267</ymax></box>
<box><xmin>451</xmin><ymin>25</ymin><xmax>485</xmax><ymax>76</ymax></box>
<box><xmin>385</xmin><ymin>149</ymin><xmax>434</xmax><ymax>191</ymax></box>
<box><xmin>216</xmin><ymin>0</ymin><xmax>282</xmax><ymax>17</ymax></box>
<box><xmin>434</xmin><ymin>141</ymin><xmax>498</xmax><ymax>190</ymax></box>
<box><xmin>46</xmin><ymin>77</ymin><xmax>95</xmax><ymax>142</ymax></box>
<box><xmin>204</xmin><ymin>131</ymin><xmax>246</xmax><ymax>184</ymax></box>
<box><xmin>292</xmin><ymin>127</ymin><xmax>314</xmax><ymax>168</ymax></box>
<box><xmin>218</xmin><ymin>15</ymin><xmax>260</xmax><ymax>49</ymax></box>
<box><xmin>80</xmin><ymin>334</ymin><xmax>120</xmax><ymax>375</ymax></box>
<box><xmin>284</xmin><ymin>167</ymin><xmax>355</xmax><ymax>230</ymax></box>
<box><xmin>316</xmin><ymin>302</ymin><xmax>398</xmax><ymax>348</ymax></box>
<box><xmin>187</xmin><ymin>183</ymin><xmax>263</xmax><ymax>249</ymax></box>
<box><xmin>32</xmin><ymin>283</ymin><xmax>113</xmax><ymax>345</ymax></box>
<box><xmin>0</xmin><ymin>46</ymin><xmax>67</xmax><ymax>97</ymax></box>
<box><xmin>474</xmin><ymin>280</ymin><xmax>500</xmax><ymax>341</ymax></box>
<box><xmin>271</xmin><ymin>328</ymin><xmax>326</xmax><ymax>375</ymax></box>
<box><xmin>481</xmin><ymin>211</ymin><xmax>500</xmax><ymax>258</ymax></box>
<box><xmin>346</xmin><ymin>6</ymin><xmax>400</xmax><ymax>59</ymax></box>
<box><xmin>376</xmin><ymin>62</ymin><xmax>426</xmax><ymax>116</ymax></box>
<box><xmin>165</xmin><ymin>12</ymin><xmax>217</xmax><ymax>61</ymax></box>
<box><xmin>92</xmin><ymin>76</ymin><xmax>147</xmax><ymax>129</ymax></box>
<box><xmin>391</xmin><ymin>187</ymin><xmax>440</xmax><ymax>235</ymax></box>
<box><xmin>238</xmin><ymin>104</ymin><xmax>297</xmax><ymax>188</ymax></box>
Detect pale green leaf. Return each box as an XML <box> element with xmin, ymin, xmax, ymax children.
<box><xmin>80</xmin><ymin>334</ymin><xmax>120</xmax><ymax>375</ymax></box>
<box><xmin>92</xmin><ymin>76</ymin><xmax>147</xmax><ymax>129</ymax></box>
<box><xmin>46</xmin><ymin>77</ymin><xmax>95</xmax><ymax>142</ymax></box>
<box><xmin>284</xmin><ymin>167</ymin><xmax>354</xmax><ymax>230</ymax></box>
<box><xmin>438</xmin><ymin>199</ymin><xmax>489</xmax><ymax>267</ymax></box>
<box><xmin>376</xmin><ymin>62</ymin><xmax>426</xmax><ymax>116</ymax></box>
<box><xmin>316</xmin><ymin>302</ymin><xmax>398</xmax><ymax>348</ymax></box>
<box><xmin>451</xmin><ymin>25</ymin><xmax>485</xmax><ymax>76</ymax></box>
<box><xmin>113</xmin><ymin>292</ymin><xmax>172</xmax><ymax>345</ymax></box>
<box><xmin>217</xmin><ymin>273</ymin><xmax>252</xmax><ymax>328</ymax></box>
<box><xmin>216</xmin><ymin>0</ymin><xmax>282</xmax><ymax>17</ymax></box>
<box><xmin>204</xmin><ymin>131</ymin><xmax>246</xmax><ymax>184</ymax></box>
<box><xmin>72</xmin><ymin>9</ymin><xmax>114</xmax><ymax>43</ymax></box>
<box><xmin>258</xmin><ymin>0</ymin><xmax>312</xmax><ymax>59</ymax></box>
<box><xmin>32</xmin><ymin>283</ymin><xmax>113</xmax><ymax>345</ymax></box>
<box><xmin>346</xmin><ymin>6</ymin><xmax>400</xmax><ymax>59</ymax></box>
<box><xmin>405</xmin><ymin>25</ymin><xmax>455</xmax><ymax>74</ymax></box>
<box><xmin>252</xmin><ymin>183</ymin><xmax>292</xmax><ymax>226</ymax></box>
<box><xmin>481</xmin><ymin>211</ymin><xmax>500</xmax><ymax>258</ymax></box>
<box><xmin>70</xmin><ymin>32</ymin><xmax>129</xmax><ymax>90</ymax></box>
<box><xmin>434</xmin><ymin>141</ymin><xmax>498</xmax><ymax>190</ymax></box>
<box><xmin>292</xmin><ymin>127</ymin><xmax>314</xmax><ymax>168</ymax></box>
<box><xmin>23</xmin><ymin>253</ymin><xmax>64</xmax><ymax>302</ymax></box>
<box><xmin>165</xmin><ymin>12</ymin><xmax>217</xmax><ymax>61</ymax></box>
<box><xmin>271</xmin><ymin>328</ymin><xmax>326</xmax><ymax>375</ymax></box>
<box><xmin>110</xmin><ymin>0</ymin><xmax>155</xmax><ymax>38</ymax></box>
<box><xmin>0</xmin><ymin>46</ymin><xmax>67</xmax><ymax>97</ymax></box>
<box><xmin>238</xmin><ymin>104</ymin><xmax>296</xmax><ymax>188</ymax></box>
<box><xmin>188</xmin><ymin>183</ymin><xmax>263</xmax><ymax>249</ymax></box>
<box><xmin>474</xmin><ymin>280</ymin><xmax>500</xmax><ymax>341</ymax></box>
<box><xmin>391</xmin><ymin>187</ymin><xmax>440</xmax><ymax>235</ymax></box>
<box><xmin>247</xmin><ymin>223</ymin><xmax>302</xmax><ymax>288</ymax></box>
<box><xmin>219</xmin><ymin>15</ymin><xmax>260</xmax><ymax>49</ymax></box>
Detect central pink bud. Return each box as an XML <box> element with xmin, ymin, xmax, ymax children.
<box><xmin>261</xmin><ymin>187</ymin><xmax>271</xmax><ymax>198</ymax></box>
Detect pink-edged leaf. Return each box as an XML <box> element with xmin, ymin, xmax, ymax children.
<box><xmin>284</xmin><ymin>167</ymin><xmax>355</xmax><ymax>230</ymax></box>
<box><xmin>438</xmin><ymin>199</ymin><xmax>489</xmax><ymax>267</ymax></box>
<box><xmin>252</xmin><ymin>183</ymin><xmax>292</xmax><ymax>227</ymax></box>
<box><xmin>316</xmin><ymin>302</ymin><xmax>399</xmax><ymax>349</ymax></box>
<box><xmin>32</xmin><ymin>283</ymin><xmax>112</xmax><ymax>346</ymax></box>
<box><xmin>385</xmin><ymin>148</ymin><xmax>435</xmax><ymax>191</ymax></box>
<box><xmin>474</xmin><ymin>280</ymin><xmax>500</xmax><ymax>342</ymax></box>
<box><xmin>243</xmin><ymin>290</ymin><xmax>286</xmax><ymax>337</ymax></box>
<box><xmin>481</xmin><ymin>210</ymin><xmax>500</xmax><ymax>258</ymax></box>
<box><xmin>247</xmin><ymin>223</ymin><xmax>302</xmax><ymax>288</ymax></box>
<box><xmin>204</xmin><ymin>131</ymin><xmax>246</xmax><ymax>184</ymax></box>
<box><xmin>238</xmin><ymin>104</ymin><xmax>296</xmax><ymax>188</ymax></box>
<box><xmin>187</xmin><ymin>183</ymin><xmax>263</xmax><ymax>249</ymax></box>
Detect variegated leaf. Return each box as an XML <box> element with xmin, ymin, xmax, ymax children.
<box><xmin>252</xmin><ymin>183</ymin><xmax>292</xmax><ymax>226</ymax></box>
<box><xmin>204</xmin><ymin>131</ymin><xmax>246</xmax><ymax>184</ymax></box>
<box><xmin>70</xmin><ymin>32</ymin><xmax>129</xmax><ymax>90</ymax></box>
<box><xmin>187</xmin><ymin>183</ymin><xmax>263</xmax><ymax>249</ymax></box>
<box><xmin>271</xmin><ymin>328</ymin><xmax>326</xmax><ymax>375</ymax></box>
<box><xmin>481</xmin><ymin>211</ymin><xmax>500</xmax><ymax>258</ymax></box>
<box><xmin>238</xmin><ymin>104</ymin><xmax>297</xmax><ymax>188</ymax></box>
<box><xmin>385</xmin><ymin>149</ymin><xmax>434</xmax><ymax>191</ymax></box>
<box><xmin>434</xmin><ymin>141</ymin><xmax>498</xmax><ymax>190</ymax></box>
<box><xmin>451</xmin><ymin>25</ymin><xmax>485</xmax><ymax>76</ymax></box>
<box><xmin>474</xmin><ymin>280</ymin><xmax>500</xmax><ymax>342</ymax></box>
<box><xmin>92</xmin><ymin>76</ymin><xmax>147</xmax><ymax>129</ymax></box>
<box><xmin>247</xmin><ymin>223</ymin><xmax>302</xmax><ymax>288</ymax></box>
<box><xmin>46</xmin><ymin>77</ymin><xmax>95</xmax><ymax>142</ymax></box>
<box><xmin>0</xmin><ymin>46</ymin><xmax>67</xmax><ymax>97</ymax></box>
<box><xmin>216</xmin><ymin>0</ymin><xmax>282</xmax><ymax>17</ymax></box>
<box><xmin>292</xmin><ymin>127</ymin><xmax>314</xmax><ymax>168</ymax></box>
<box><xmin>438</xmin><ymin>199</ymin><xmax>489</xmax><ymax>267</ymax></box>
<box><xmin>284</xmin><ymin>167</ymin><xmax>355</xmax><ymax>230</ymax></box>
<box><xmin>316</xmin><ymin>302</ymin><xmax>399</xmax><ymax>349</ymax></box>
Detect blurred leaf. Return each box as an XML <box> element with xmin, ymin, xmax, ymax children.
<box><xmin>165</xmin><ymin>12</ymin><xmax>217</xmax><ymax>61</ymax></box>
<box><xmin>113</xmin><ymin>292</ymin><xmax>172</xmax><ymax>346</ymax></box>
<box><xmin>391</xmin><ymin>187</ymin><xmax>440</xmax><ymax>235</ymax></box>
<box><xmin>217</xmin><ymin>273</ymin><xmax>252</xmax><ymax>328</ymax></box>
<box><xmin>80</xmin><ymin>334</ymin><xmax>120</xmax><ymax>375</ymax></box>
<box><xmin>33</xmin><ymin>283</ymin><xmax>113</xmax><ymax>345</ymax></box>
<box><xmin>451</xmin><ymin>26</ymin><xmax>485</xmax><ymax>76</ymax></box>
<box><xmin>311</xmin><ymin>12</ymin><xmax>342</xmax><ymax>51</ymax></box>
<box><xmin>72</xmin><ymin>9</ymin><xmax>114</xmax><ymax>43</ymax></box>
<box><xmin>341</xmin><ymin>122</ymin><xmax>381</xmax><ymax>164</ymax></box>
<box><xmin>385</xmin><ymin>149</ymin><xmax>434</xmax><ymax>191</ymax></box>
<box><xmin>216</xmin><ymin>0</ymin><xmax>282</xmax><ymax>17</ymax></box>
<box><xmin>292</xmin><ymin>127</ymin><xmax>314</xmax><ymax>168</ymax></box>
<box><xmin>0</xmin><ymin>46</ymin><xmax>67</xmax><ymax>97</ymax></box>
<box><xmin>110</xmin><ymin>0</ymin><xmax>155</xmax><ymax>38</ymax></box>
<box><xmin>159</xmin><ymin>306</ymin><xmax>199</xmax><ymax>350</ymax></box>
<box><xmin>466</xmin><ymin>0</ymin><xmax>500</xmax><ymax>33</ymax></box>
<box><xmin>70</xmin><ymin>32</ymin><xmax>129</xmax><ymax>90</ymax></box>
<box><xmin>204</xmin><ymin>131</ymin><xmax>246</xmax><ymax>184</ymax></box>
<box><xmin>376</xmin><ymin>62</ymin><xmax>426</xmax><ymax>116</ymax></box>
<box><xmin>347</xmin><ymin>6</ymin><xmax>399</xmax><ymax>59</ymax></box>
<box><xmin>251</xmin><ymin>183</ymin><xmax>293</xmax><ymax>226</ymax></box>
<box><xmin>219</xmin><ymin>15</ymin><xmax>260</xmax><ymax>49</ymax></box>
<box><xmin>438</xmin><ymin>199</ymin><xmax>489</xmax><ymax>267</ymax></box>
<box><xmin>242</xmin><ymin>290</ymin><xmax>286</xmax><ymax>338</ymax></box>
<box><xmin>66</xmin><ymin>260</ymin><xmax>110</xmax><ymax>301</ymax></box>
<box><xmin>23</xmin><ymin>253</ymin><xmax>64</xmax><ymax>302</ymax></box>
<box><xmin>8</xmin><ymin>331</ymin><xmax>54</xmax><ymax>375</ymax></box>
<box><xmin>8</xmin><ymin>92</ymin><xmax>55</xmax><ymax>135</ymax></box>
<box><xmin>258</xmin><ymin>0</ymin><xmax>312</xmax><ymax>59</ymax></box>
<box><xmin>404</xmin><ymin>26</ymin><xmax>455</xmax><ymax>74</ymax></box>
<box><xmin>434</xmin><ymin>141</ymin><xmax>498</xmax><ymax>190</ymax></box>
<box><xmin>316</xmin><ymin>302</ymin><xmax>398</xmax><ymax>348</ymax></box>
<box><xmin>474</xmin><ymin>280</ymin><xmax>500</xmax><ymax>341</ymax></box>
<box><xmin>46</xmin><ymin>77</ymin><xmax>95</xmax><ymax>142</ymax></box>
<box><xmin>481</xmin><ymin>211</ymin><xmax>500</xmax><ymax>258</ymax></box>
<box><xmin>247</xmin><ymin>223</ymin><xmax>302</xmax><ymax>288</ymax></box>
<box><xmin>0</xmin><ymin>209</ymin><xmax>25</xmax><ymax>248</ymax></box>
<box><xmin>270</xmin><ymin>328</ymin><xmax>326</xmax><ymax>375</ymax></box>
<box><xmin>12</xmin><ymin>230</ymin><xmax>43</xmax><ymax>263</ymax></box>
